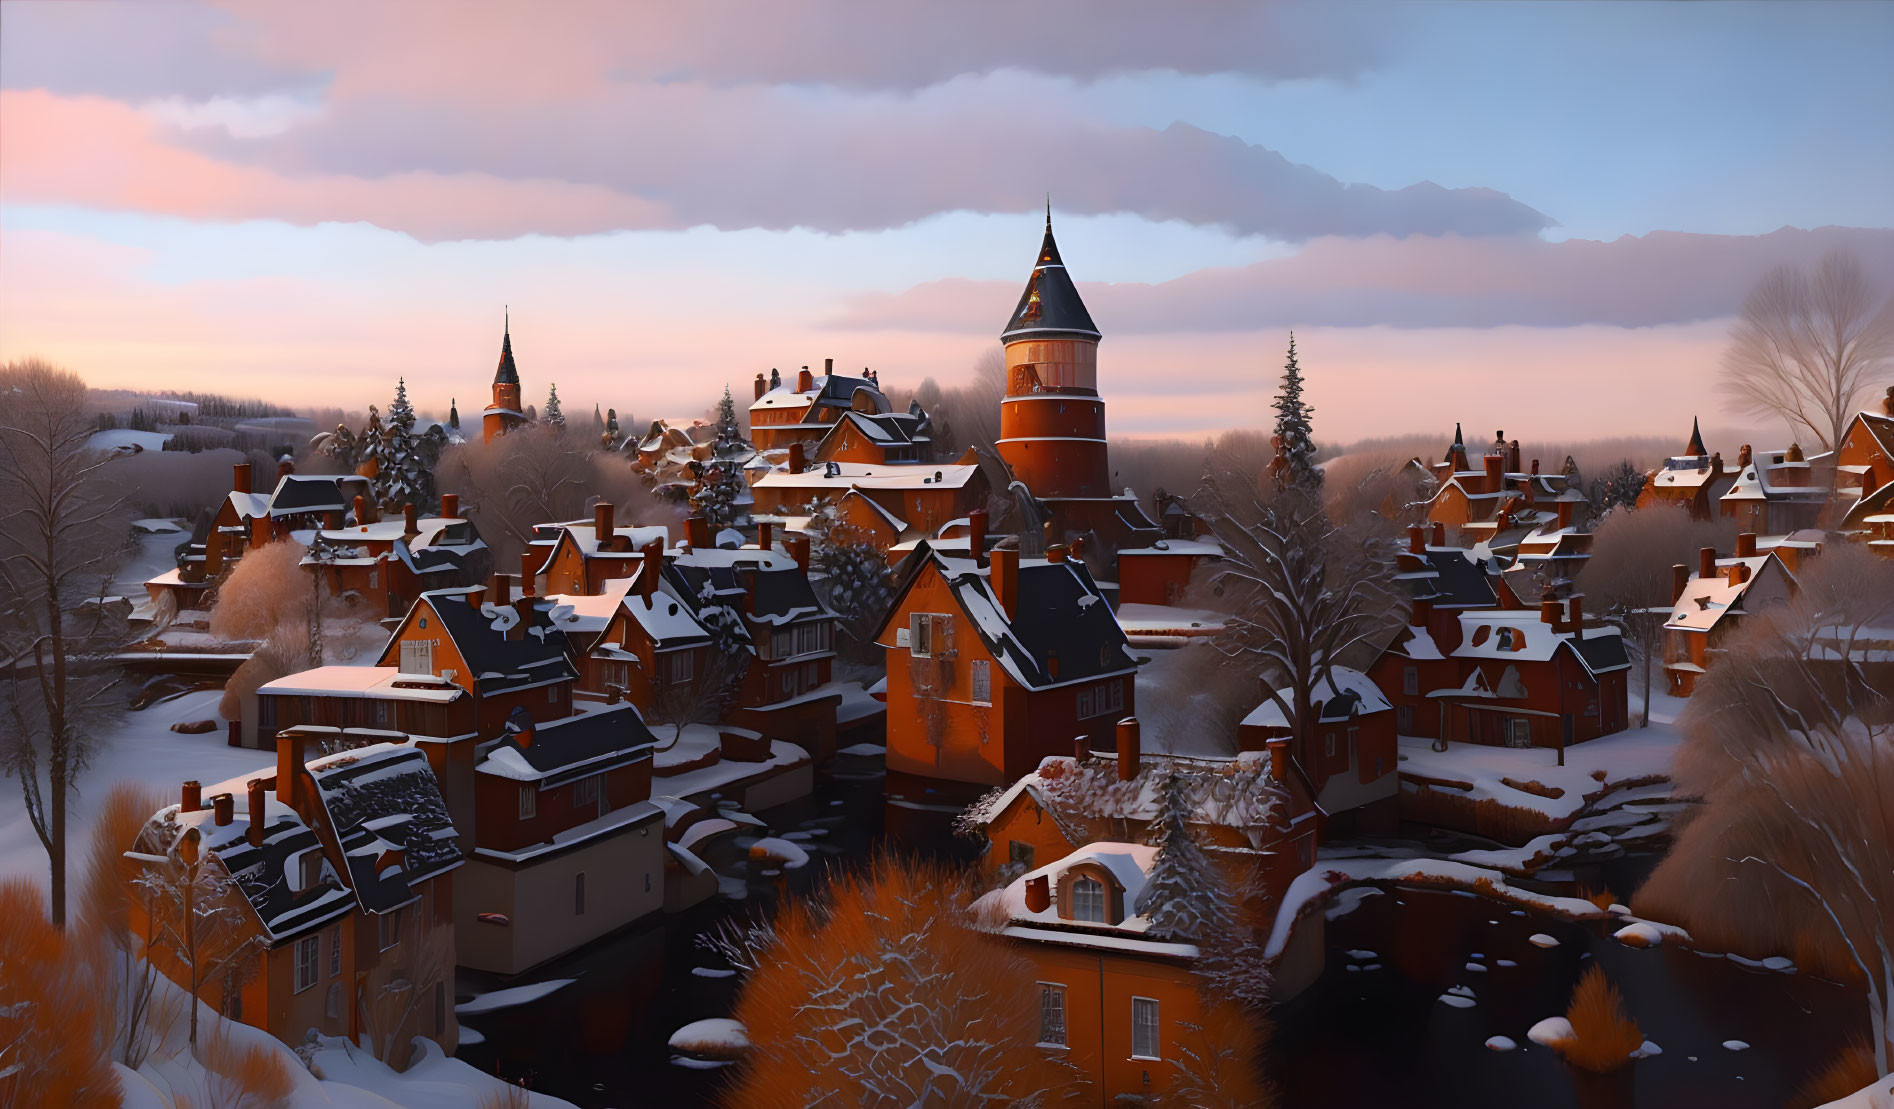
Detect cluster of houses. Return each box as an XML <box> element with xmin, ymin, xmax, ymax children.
<box><xmin>117</xmin><ymin>213</ymin><xmax>1894</xmax><ymax>1101</ymax></box>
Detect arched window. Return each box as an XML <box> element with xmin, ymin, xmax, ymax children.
<box><xmin>1070</xmin><ymin>875</ymin><xmax>1107</xmax><ymax>923</ymax></box>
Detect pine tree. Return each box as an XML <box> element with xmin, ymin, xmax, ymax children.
<box><xmin>1270</xmin><ymin>334</ymin><xmax>1321</xmax><ymax>493</ymax></box>
<box><xmin>448</xmin><ymin>398</ymin><xmax>461</xmax><ymax>436</ymax></box>
<box><xmin>1135</xmin><ymin>773</ymin><xmax>1227</xmax><ymax>941</ymax></box>
<box><xmin>387</xmin><ymin>377</ymin><xmax>416</xmax><ymax>431</ymax></box>
<box><xmin>712</xmin><ymin>385</ymin><xmax>750</xmax><ymax>459</ymax></box>
<box><xmin>545</xmin><ymin>383</ymin><xmax>565</xmax><ymax>431</ymax></box>
<box><xmin>366</xmin><ymin>382</ymin><xmax>440</xmax><ymax>512</ymax></box>
<box><xmin>809</xmin><ymin>508</ymin><xmax>897</xmax><ymax>664</ymax></box>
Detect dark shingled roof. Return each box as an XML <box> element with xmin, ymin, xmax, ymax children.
<box><xmin>1414</xmin><ymin>548</ymin><xmax>1500</xmax><ymax>608</ymax></box>
<box><xmin>1000</xmin><ymin>222</ymin><xmax>1100</xmax><ymax>343</ymax></box>
<box><xmin>305</xmin><ymin>744</ymin><xmax>462</xmax><ymax>915</ymax></box>
<box><xmin>270</xmin><ymin>474</ymin><xmax>373</xmax><ymax>517</ymax></box>
<box><xmin>175</xmin><ymin>801</ymin><xmax>355</xmax><ymax>943</ymax></box>
<box><xmin>748</xmin><ymin>568</ymin><xmax>829</xmax><ymax>624</ymax></box>
<box><xmin>485</xmin><ymin>703</ymin><xmax>658</xmax><ymax>787</ymax></box>
<box><xmin>386</xmin><ymin>594</ymin><xmax>578</xmax><ymax>695</ymax></box>
<box><xmin>494</xmin><ymin>321</ymin><xmax>519</xmax><ymax>385</ymax></box>
<box><xmin>1568</xmin><ymin>629</ymin><xmax>1632</xmax><ymax>676</ymax></box>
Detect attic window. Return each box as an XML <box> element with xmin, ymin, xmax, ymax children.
<box><xmin>1070</xmin><ymin>875</ymin><xmax>1106</xmax><ymax>923</ymax></box>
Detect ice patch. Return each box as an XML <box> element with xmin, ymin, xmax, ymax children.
<box><xmin>1722</xmin><ymin>1040</ymin><xmax>1750</xmax><ymax>1052</ymax></box>
<box><xmin>455</xmin><ymin>978</ymin><xmax>574</xmax><ymax>1015</ymax></box>
<box><xmin>1484</xmin><ymin>1036</ymin><xmax>1516</xmax><ymax>1052</ymax></box>
<box><xmin>1529</xmin><ymin>933</ymin><xmax>1560</xmax><ymax>948</ymax></box>
<box><xmin>1528</xmin><ymin>1017</ymin><xmax>1574</xmax><ymax>1047</ymax></box>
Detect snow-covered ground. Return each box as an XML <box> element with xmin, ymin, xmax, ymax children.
<box><xmin>0</xmin><ymin>689</ymin><xmax>273</xmax><ymax>892</ymax></box>
<box><xmin>1397</xmin><ymin>721</ymin><xmax>1681</xmax><ymax>823</ymax></box>
<box><xmin>88</xmin><ymin>428</ymin><xmax>173</xmax><ymax>453</ymax></box>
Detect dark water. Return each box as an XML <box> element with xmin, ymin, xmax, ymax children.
<box><xmin>457</xmin><ymin>762</ymin><xmax>1859</xmax><ymax>1108</ymax></box>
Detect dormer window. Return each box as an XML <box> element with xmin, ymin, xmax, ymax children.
<box><xmin>1070</xmin><ymin>876</ymin><xmax>1106</xmax><ymax>923</ymax></box>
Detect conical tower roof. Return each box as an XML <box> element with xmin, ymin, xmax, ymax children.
<box><xmin>494</xmin><ymin>312</ymin><xmax>519</xmax><ymax>386</ymax></box>
<box><xmin>1000</xmin><ymin>209</ymin><xmax>1099</xmax><ymax>343</ymax></box>
<box><xmin>1684</xmin><ymin>416</ymin><xmax>1707</xmax><ymax>457</ymax></box>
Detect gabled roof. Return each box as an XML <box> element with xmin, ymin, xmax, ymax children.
<box><xmin>304</xmin><ymin>743</ymin><xmax>462</xmax><ymax>915</ymax></box>
<box><xmin>377</xmin><ymin>593</ymin><xmax>577</xmax><ymax>695</ymax></box>
<box><xmin>1000</xmin><ymin>219</ymin><xmax>1100</xmax><ymax>343</ymax></box>
<box><xmin>269</xmin><ymin>474</ymin><xmax>373</xmax><ymax>517</ymax></box>
<box><xmin>885</xmin><ymin>544</ymin><xmax>1137</xmax><ymax>691</ymax></box>
<box><xmin>476</xmin><ymin>703</ymin><xmax>658</xmax><ymax>788</ymax></box>
<box><xmin>150</xmin><ymin>791</ymin><xmax>355</xmax><ymax>944</ymax></box>
<box><xmin>1242</xmin><ymin>666</ymin><xmax>1391</xmax><ymax>730</ymax></box>
<box><xmin>748</xmin><ymin>567</ymin><xmax>833</xmax><ymax>626</ymax></box>
<box><xmin>1452</xmin><ymin>609</ymin><xmax>1629</xmax><ymax>676</ymax></box>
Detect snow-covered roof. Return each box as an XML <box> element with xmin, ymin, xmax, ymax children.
<box><xmin>754</xmin><ymin>461</ymin><xmax>980</xmax><ymax>492</ymax></box>
<box><xmin>1117</xmin><ymin>537</ymin><xmax>1223</xmax><ymax>558</ymax></box>
<box><xmin>474</xmin><ymin>702</ymin><xmax>658</xmax><ymax>787</ymax></box>
<box><xmin>1664</xmin><ymin>555</ymin><xmax>1773</xmax><ymax>633</ymax></box>
<box><xmin>303</xmin><ymin>743</ymin><xmax>463</xmax><ymax>915</ymax></box>
<box><xmin>1242</xmin><ymin>666</ymin><xmax>1391</xmax><ymax>730</ymax></box>
<box><xmin>258</xmin><ymin>666</ymin><xmax>467</xmax><ymax>704</ymax></box>
<box><xmin>1453</xmin><ymin>609</ymin><xmax>1630</xmax><ymax>675</ymax></box>
<box><xmin>973</xmin><ymin>841</ymin><xmax>1197</xmax><ymax>956</ymax></box>
<box><xmin>148</xmin><ymin>789</ymin><xmax>356</xmax><ymax>944</ymax></box>
<box><xmin>966</xmin><ymin>753</ymin><xmax>1288</xmax><ymax>844</ymax></box>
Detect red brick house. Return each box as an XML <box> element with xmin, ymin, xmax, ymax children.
<box><xmin>1662</xmin><ymin>535</ymin><xmax>1797</xmax><ymax>695</ymax></box>
<box><xmin>965</xmin><ymin>729</ymin><xmax>1317</xmax><ymax>904</ymax></box>
<box><xmin>304</xmin><ymin>493</ymin><xmax>491</xmax><ymax>619</ymax></box>
<box><xmin>747</xmin><ymin>360</ymin><xmax>891</xmax><ymax>452</ymax></box>
<box><xmin>1720</xmin><ymin>443</ymin><xmax>1830</xmax><ymax>534</ymax></box>
<box><xmin>1421</xmin><ymin>427</ymin><xmax>1583</xmax><ymax>553</ymax></box>
<box><xmin>1835</xmin><ymin>391</ymin><xmax>1894</xmax><ymax>545</ymax></box>
<box><xmin>810</xmin><ymin>407</ymin><xmax>935</xmax><ymax>466</ymax></box>
<box><xmin>1238</xmin><ymin>666</ymin><xmax>1398</xmax><ymax>836</ymax></box>
<box><xmin>559</xmin><ymin>565</ymin><xmax>714</xmax><ymax>713</ymax></box>
<box><xmin>531</xmin><ymin>502</ymin><xmax>670</xmax><ymax>597</ymax></box>
<box><xmin>875</xmin><ymin>542</ymin><xmax>1140</xmax><ymax>799</ymax></box>
<box><xmin>1638</xmin><ymin>418</ymin><xmax>1737</xmax><ymax>519</ymax></box>
<box><xmin>127</xmin><ymin>737</ymin><xmax>462</xmax><ymax>1066</ymax></box>
<box><xmin>749</xmin><ymin>456</ymin><xmax>989</xmax><ymax>542</ymax></box>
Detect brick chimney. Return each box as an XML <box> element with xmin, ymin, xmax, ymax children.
<box><xmin>754</xmin><ymin>372</ymin><xmax>767</xmax><ymax>401</ymax></box>
<box><xmin>276</xmin><ymin>729</ymin><xmax>307</xmax><ymax>815</ymax></box>
<box><xmin>1074</xmin><ymin>736</ymin><xmax>1091</xmax><ymax>761</ymax></box>
<box><xmin>520</xmin><ymin>551</ymin><xmax>537</xmax><ymax>596</ymax></box>
<box><xmin>686</xmin><ymin>515</ymin><xmax>711</xmax><ymax>550</ymax></box>
<box><xmin>1540</xmin><ymin>586</ymin><xmax>1560</xmax><ymax>625</ymax></box>
<box><xmin>246</xmin><ymin>779</ymin><xmax>267</xmax><ymax>846</ymax></box>
<box><xmin>594</xmin><ymin>500</ymin><xmax>615</xmax><ymax>547</ymax></box>
<box><xmin>441</xmin><ymin>492</ymin><xmax>459</xmax><ymax>519</ymax></box>
<box><xmin>968</xmin><ymin>509</ymin><xmax>988</xmax><ymax>565</ymax></box>
<box><xmin>1726</xmin><ymin>563</ymin><xmax>1750</xmax><ymax>587</ymax></box>
<box><xmin>1407</xmin><ymin>525</ymin><xmax>1425</xmax><ymax>554</ymax></box>
<box><xmin>1046</xmin><ymin>543</ymin><xmax>1068</xmax><ymax>564</ymax></box>
<box><xmin>1556</xmin><ymin>499</ymin><xmax>1574</xmax><ymax>529</ymax></box>
<box><xmin>1432</xmin><ymin>521</ymin><xmax>1445</xmax><ymax>546</ymax></box>
<box><xmin>1531</xmin><ymin>458</ymin><xmax>1540</xmax><ymax>476</ymax></box>
<box><xmin>990</xmin><ymin>548</ymin><xmax>1018</xmax><ymax>619</ymax></box>
<box><xmin>1116</xmin><ymin>717</ymin><xmax>1140</xmax><ymax>781</ymax></box>
<box><xmin>1672</xmin><ymin>563</ymin><xmax>1689</xmax><ymax>602</ymax></box>
<box><xmin>640</xmin><ymin>540</ymin><xmax>663</xmax><ymax>600</ymax></box>
<box><xmin>1411</xmin><ymin>597</ymin><xmax>1433</xmax><ymax>628</ymax></box>
<box><xmin>490</xmin><ymin>571</ymin><xmax>510</xmax><ymax>607</ymax></box>
<box><xmin>1734</xmin><ymin>532</ymin><xmax>1756</xmax><ymax>558</ymax></box>
<box><xmin>1566</xmin><ymin>594</ymin><xmax>1584</xmax><ymax>637</ymax></box>
<box><xmin>797</xmin><ymin>366</ymin><xmax>814</xmax><ymax>393</ymax></box>
<box><xmin>823</xmin><ymin>357</ymin><xmax>833</xmax><ymax>376</ymax></box>
<box><xmin>756</xmin><ymin>520</ymin><xmax>775</xmax><ymax>552</ymax></box>
<box><xmin>1024</xmin><ymin>874</ymin><xmax>1051</xmax><ymax>913</ymax></box>
<box><xmin>1699</xmin><ymin>546</ymin><xmax>1716</xmax><ymax>580</ymax></box>
<box><xmin>232</xmin><ymin>461</ymin><xmax>252</xmax><ymax>496</ymax></box>
<box><xmin>181</xmin><ymin>780</ymin><xmax>202</xmax><ymax>812</ymax></box>
<box><xmin>353</xmin><ymin>494</ymin><xmax>368</xmax><ymax>526</ymax></box>
<box><xmin>787</xmin><ymin>443</ymin><xmax>806</xmax><ymax>475</ymax></box>
<box><xmin>1483</xmin><ymin>453</ymin><xmax>1503</xmax><ymax>493</ymax></box>
<box><xmin>402</xmin><ymin>503</ymin><xmax>418</xmax><ymax>540</ymax></box>
<box><xmin>1264</xmin><ymin>738</ymin><xmax>1291</xmax><ymax>783</ymax></box>
<box><xmin>250</xmin><ymin>513</ymin><xmax>272</xmax><ymax>549</ymax></box>
<box><xmin>786</xmin><ymin>534</ymin><xmax>811</xmax><ymax>573</ymax></box>
<box><xmin>212</xmin><ymin>793</ymin><xmax>234</xmax><ymax>826</ymax></box>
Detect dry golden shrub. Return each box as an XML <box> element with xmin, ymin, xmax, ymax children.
<box><xmin>1790</xmin><ymin>1038</ymin><xmax>1877</xmax><ymax>1109</ymax></box>
<box><xmin>1555</xmin><ymin>965</ymin><xmax>1644</xmax><ymax>1073</ymax></box>
<box><xmin>0</xmin><ymin>880</ymin><xmax>120</xmax><ymax>1108</ymax></box>
<box><xmin>726</xmin><ymin>853</ymin><xmax>1080</xmax><ymax>1108</ymax></box>
<box><xmin>200</xmin><ymin>1026</ymin><xmax>294</xmax><ymax>1109</ymax></box>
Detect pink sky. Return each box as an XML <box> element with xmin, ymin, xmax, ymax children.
<box><xmin>1</xmin><ymin>2</ymin><xmax>1889</xmax><ymax>444</ymax></box>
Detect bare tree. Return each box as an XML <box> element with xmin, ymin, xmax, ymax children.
<box><xmin>1577</xmin><ymin>505</ymin><xmax>1738</xmax><ymax>726</ymax></box>
<box><xmin>1633</xmin><ymin>545</ymin><xmax>1894</xmax><ymax>1076</ymax></box>
<box><xmin>1193</xmin><ymin>472</ymin><xmax>1400</xmax><ymax>798</ymax></box>
<box><xmin>0</xmin><ymin>359</ymin><xmax>132</xmax><ymax>927</ymax></box>
<box><xmin>646</xmin><ymin>646</ymin><xmax>744</xmax><ymax>749</ymax></box>
<box><xmin>130</xmin><ymin>816</ymin><xmax>265</xmax><ymax>1055</ymax></box>
<box><xmin>1721</xmin><ymin>249</ymin><xmax>1894</xmax><ymax>453</ymax></box>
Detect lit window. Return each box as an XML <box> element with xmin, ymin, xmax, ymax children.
<box><xmin>1039</xmin><ymin>984</ymin><xmax>1067</xmax><ymax>1046</ymax></box>
<box><xmin>1132</xmin><ymin>997</ymin><xmax>1161</xmax><ymax>1060</ymax></box>
<box><xmin>294</xmin><ymin>935</ymin><xmax>320</xmax><ymax>993</ymax></box>
<box><xmin>1070</xmin><ymin>876</ymin><xmax>1107</xmax><ymax>923</ymax></box>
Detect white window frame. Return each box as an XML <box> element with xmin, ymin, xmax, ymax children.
<box><xmin>1070</xmin><ymin>875</ymin><xmax>1107</xmax><ymax>923</ymax></box>
<box><xmin>294</xmin><ymin>935</ymin><xmax>320</xmax><ymax>993</ymax></box>
<box><xmin>1038</xmin><ymin>983</ymin><xmax>1067</xmax><ymax>1047</ymax></box>
<box><xmin>970</xmin><ymin>659</ymin><xmax>991</xmax><ymax>705</ymax></box>
<box><xmin>518</xmin><ymin>784</ymin><xmax>538</xmax><ymax>820</ymax></box>
<box><xmin>572</xmin><ymin>775</ymin><xmax>600</xmax><ymax>809</ymax></box>
<box><xmin>909</xmin><ymin>612</ymin><xmax>933</xmax><ymax>658</ymax></box>
<box><xmin>1131</xmin><ymin>996</ymin><xmax>1161</xmax><ymax>1060</ymax></box>
<box><xmin>378</xmin><ymin>907</ymin><xmax>402</xmax><ymax>952</ymax></box>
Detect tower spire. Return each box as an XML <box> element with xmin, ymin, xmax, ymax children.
<box><xmin>1046</xmin><ymin>193</ymin><xmax>1051</xmax><ymax>229</ymax></box>
<box><xmin>1685</xmin><ymin>416</ymin><xmax>1707</xmax><ymax>457</ymax></box>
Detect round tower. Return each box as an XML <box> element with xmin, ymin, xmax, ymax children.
<box><xmin>997</xmin><ymin>212</ymin><xmax>1111</xmax><ymax>500</ymax></box>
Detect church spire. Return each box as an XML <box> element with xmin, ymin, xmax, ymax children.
<box><xmin>494</xmin><ymin>309</ymin><xmax>519</xmax><ymax>386</ymax></box>
<box><xmin>1685</xmin><ymin>416</ymin><xmax>1707</xmax><ymax>457</ymax></box>
<box><xmin>1000</xmin><ymin>201</ymin><xmax>1097</xmax><ymax>343</ymax></box>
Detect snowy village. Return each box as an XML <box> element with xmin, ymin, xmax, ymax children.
<box><xmin>1</xmin><ymin>4</ymin><xmax>1892</xmax><ymax>1109</ymax></box>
